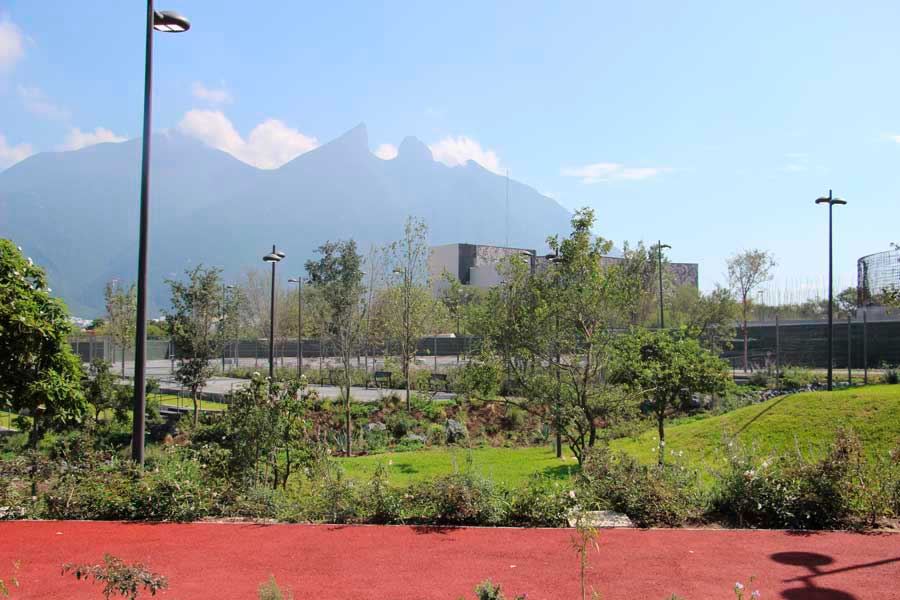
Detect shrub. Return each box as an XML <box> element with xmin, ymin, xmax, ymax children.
<box><xmin>410</xmin><ymin>473</ymin><xmax>507</xmax><ymax>525</ymax></box>
<box><xmin>507</xmin><ymin>475</ymin><xmax>574</xmax><ymax>527</ymax></box>
<box><xmin>444</xmin><ymin>419</ymin><xmax>468</xmax><ymax>444</ymax></box>
<box><xmin>357</xmin><ymin>463</ymin><xmax>403</xmax><ymax>524</ymax></box>
<box><xmin>62</xmin><ymin>554</ymin><xmax>167</xmax><ymax>600</ymax></box>
<box><xmin>502</xmin><ymin>406</ymin><xmax>527</xmax><ymax>431</ymax></box>
<box><xmin>710</xmin><ymin>429</ymin><xmax>883</xmax><ymax>529</ymax></box>
<box><xmin>473</xmin><ymin>580</ymin><xmax>526</xmax><ymax>600</ymax></box>
<box><xmin>881</xmin><ymin>364</ymin><xmax>899</xmax><ymax>385</ymax></box>
<box><xmin>386</xmin><ymin>413</ymin><xmax>416</xmax><ymax>439</ymax></box>
<box><xmin>258</xmin><ymin>576</ymin><xmax>293</xmax><ymax>600</ymax></box>
<box><xmin>576</xmin><ymin>446</ymin><xmax>701</xmax><ymax>527</ymax></box>
<box><xmin>747</xmin><ymin>371</ymin><xmax>769</xmax><ymax>387</ymax></box>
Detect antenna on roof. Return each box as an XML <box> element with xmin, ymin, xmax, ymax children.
<box><xmin>505</xmin><ymin>169</ymin><xmax>510</xmax><ymax>247</ymax></box>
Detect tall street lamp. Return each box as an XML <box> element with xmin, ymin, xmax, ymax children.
<box><xmin>657</xmin><ymin>242</ymin><xmax>671</xmax><ymax>329</ymax></box>
<box><xmin>288</xmin><ymin>276</ymin><xmax>305</xmax><ymax>379</ymax></box>
<box><xmin>815</xmin><ymin>190</ymin><xmax>847</xmax><ymax>391</ymax></box>
<box><xmin>131</xmin><ymin>4</ymin><xmax>191</xmax><ymax>466</ymax></box>
<box><xmin>263</xmin><ymin>245</ymin><xmax>286</xmax><ymax>381</ymax></box>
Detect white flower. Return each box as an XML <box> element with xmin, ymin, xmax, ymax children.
<box><xmin>568</xmin><ymin>490</ymin><xmax>577</xmax><ymax>499</ymax></box>
<box><xmin>660</xmin><ymin>440</ymin><xmax>666</xmax><ymax>447</ymax></box>
<box><xmin>735</xmin><ymin>582</ymin><xmax>744</xmax><ymax>591</ymax></box>
<box><xmin>751</xmin><ymin>591</ymin><xmax>760</xmax><ymax>599</ymax></box>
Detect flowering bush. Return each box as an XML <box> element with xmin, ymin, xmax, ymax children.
<box><xmin>507</xmin><ymin>475</ymin><xmax>576</xmax><ymax>527</ymax></box>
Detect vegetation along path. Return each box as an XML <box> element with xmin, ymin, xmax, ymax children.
<box><xmin>1</xmin><ymin>521</ymin><xmax>898</xmax><ymax>599</ymax></box>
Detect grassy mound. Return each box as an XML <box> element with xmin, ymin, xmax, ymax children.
<box><xmin>338</xmin><ymin>385</ymin><xmax>900</xmax><ymax>486</ymax></box>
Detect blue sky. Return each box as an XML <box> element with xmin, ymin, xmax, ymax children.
<box><xmin>1</xmin><ymin>1</ymin><xmax>898</xmax><ymax>297</ymax></box>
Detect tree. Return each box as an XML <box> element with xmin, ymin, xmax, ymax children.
<box><xmin>384</xmin><ymin>217</ymin><xmax>434</xmax><ymax>409</ymax></box>
<box><xmin>610</xmin><ymin>328</ymin><xmax>729</xmax><ymax>465</ymax></box>
<box><xmin>306</xmin><ymin>239</ymin><xmax>365</xmax><ymax>455</ymax></box>
<box><xmin>668</xmin><ymin>285</ymin><xmax>739</xmax><ymax>353</ymax></box>
<box><xmin>617</xmin><ymin>241</ymin><xmax>669</xmax><ymax>326</ymax></box>
<box><xmin>470</xmin><ymin>208</ymin><xmax>639</xmax><ymax>463</ymax></box>
<box><xmin>727</xmin><ymin>249</ymin><xmax>776</xmax><ymax>371</ymax></box>
<box><xmin>104</xmin><ymin>280</ymin><xmax>136</xmax><ymax>377</ymax></box>
<box><xmin>0</xmin><ymin>239</ymin><xmax>86</xmax><ymax>448</ymax></box>
<box><xmin>165</xmin><ymin>265</ymin><xmax>231</xmax><ymax>425</ymax></box>
<box><xmin>835</xmin><ymin>286</ymin><xmax>859</xmax><ymax>319</ymax></box>
<box><xmin>84</xmin><ymin>359</ymin><xmax>117</xmax><ymax>423</ymax></box>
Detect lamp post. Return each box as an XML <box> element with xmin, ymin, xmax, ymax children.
<box><xmin>221</xmin><ymin>284</ymin><xmax>234</xmax><ymax>372</ymax></box>
<box><xmin>547</xmin><ymin>251</ymin><xmax>564</xmax><ymax>458</ymax></box>
<box><xmin>263</xmin><ymin>245</ymin><xmax>286</xmax><ymax>381</ymax></box>
<box><xmin>815</xmin><ymin>190</ymin><xmax>847</xmax><ymax>391</ymax></box>
<box><xmin>288</xmin><ymin>277</ymin><xmax>305</xmax><ymax>379</ymax></box>
<box><xmin>657</xmin><ymin>242</ymin><xmax>671</xmax><ymax>329</ymax></box>
<box><xmin>131</xmin><ymin>4</ymin><xmax>191</xmax><ymax>467</ymax></box>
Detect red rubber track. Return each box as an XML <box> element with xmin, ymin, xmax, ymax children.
<box><xmin>1</xmin><ymin>522</ymin><xmax>898</xmax><ymax>599</ymax></box>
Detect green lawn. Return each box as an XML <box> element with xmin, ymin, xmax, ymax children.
<box><xmin>338</xmin><ymin>445</ymin><xmax>580</xmax><ymax>487</ymax></box>
<box><xmin>337</xmin><ymin>384</ymin><xmax>900</xmax><ymax>487</ymax></box>
<box><xmin>0</xmin><ymin>410</ymin><xmax>19</xmax><ymax>430</ymax></box>
<box><xmin>155</xmin><ymin>394</ymin><xmax>228</xmax><ymax>411</ymax></box>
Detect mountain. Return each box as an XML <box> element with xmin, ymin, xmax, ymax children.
<box><xmin>0</xmin><ymin>124</ymin><xmax>574</xmax><ymax>317</ymax></box>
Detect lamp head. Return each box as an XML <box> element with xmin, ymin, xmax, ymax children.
<box><xmin>153</xmin><ymin>10</ymin><xmax>191</xmax><ymax>32</ymax></box>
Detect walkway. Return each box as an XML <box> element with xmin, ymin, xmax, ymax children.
<box><xmin>1</xmin><ymin>522</ymin><xmax>897</xmax><ymax>599</ymax></box>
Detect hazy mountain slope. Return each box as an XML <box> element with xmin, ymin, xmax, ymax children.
<box><xmin>0</xmin><ymin>124</ymin><xmax>573</xmax><ymax>317</ymax></box>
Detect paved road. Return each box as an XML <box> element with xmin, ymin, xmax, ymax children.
<box><xmin>1</xmin><ymin>522</ymin><xmax>897</xmax><ymax>599</ymax></box>
<box><xmin>154</xmin><ymin>375</ymin><xmax>455</xmax><ymax>403</ymax></box>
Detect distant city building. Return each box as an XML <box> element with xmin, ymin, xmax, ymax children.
<box><xmin>428</xmin><ymin>243</ymin><xmax>699</xmax><ymax>295</ymax></box>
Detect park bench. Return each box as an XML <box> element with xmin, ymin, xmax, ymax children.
<box><xmin>367</xmin><ymin>371</ymin><xmax>393</xmax><ymax>389</ymax></box>
<box><xmin>428</xmin><ymin>373</ymin><xmax>449</xmax><ymax>393</ymax></box>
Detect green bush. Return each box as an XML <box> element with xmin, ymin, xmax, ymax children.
<box><xmin>386</xmin><ymin>413</ymin><xmax>416</xmax><ymax>439</ymax></box>
<box><xmin>507</xmin><ymin>475</ymin><xmax>574</xmax><ymax>527</ymax></box>
<box><xmin>576</xmin><ymin>446</ymin><xmax>701</xmax><ymax>527</ymax></box>
<box><xmin>881</xmin><ymin>364</ymin><xmax>899</xmax><ymax>385</ymax></box>
<box><xmin>357</xmin><ymin>463</ymin><xmax>403</xmax><ymax>524</ymax></box>
<box><xmin>710</xmin><ymin>429</ymin><xmax>892</xmax><ymax>529</ymax></box>
<box><xmin>747</xmin><ymin>371</ymin><xmax>769</xmax><ymax>387</ymax></box>
<box><xmin>410</xmin><ymin>473</ymin><xmax>507</xmax><ymax>525</ymax></box>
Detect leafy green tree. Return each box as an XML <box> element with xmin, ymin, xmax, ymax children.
<box><xmin>104</xmin><ymin>279</ymin><xmax>136</xmax><ymax>377</ymax></box>
<box><xmin>836</xmin><ymin>286</ymin><xmax>859</xmax><ymax>319</ymax></box>
<box><xmin>306</xmin><ymin>239</ymin><xmax>365</xmax><ymax>455</ymax></box>
<box><xmin>470</xmin><ymin>208</ymin><xmax>639</xmax><ymax>463</ymax></box>
<box><xmin>727</xmin><ymin>249</ymin><xmax>776</xmax><ymax>371</ymax></box>
<box><xmin>0</xmin><ymin>239</ymin><xmax>86</xmax><ymax>448</ymax></box>
<box><xmin>84</xmin><ymin>359</ymin><xmax>117</xmax><ymax>422</ymax></box>
<box><xmin>668</xmin><ymin>285</ymin><xmax>739</xmax><ymax>352</ymax></box>
<box><xmin>610</xmin><ymin>328</ymin><xmax>729</xmax><ymax>465</ymax></box>
<box><xmin>617</xmin><ymin>240</ymin><xmax>670</xmax><ymax>326</ymax></box>
<box><xmin>165</xmin><ymin>265</ymin><xmax>232</xmax><ymax>425</ymax></box>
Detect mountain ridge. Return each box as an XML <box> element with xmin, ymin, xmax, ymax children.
<box><xmin>0</xmin><ymin>124</ymin><xmax>574</xmax><ymax>317</ymax></box>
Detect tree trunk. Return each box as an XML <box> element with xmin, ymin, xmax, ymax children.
<box><xmin>345</xmin><ymin>382</ymin><xmax>352</xmax><ymax>457</ymax></box>
<box><xmin>192</xmin><ymin>387</ymin><xmax>199</xmax><ymax>426</ymax></box>
<box><xmin>657</xmin><ymin>411</ymin><xmax>665</xmax><ymax>466</ymax></box>
<box><xmin>404</xmin><ymin>354</ymin><xmax>411</xmax><ymax>411</ymax></box>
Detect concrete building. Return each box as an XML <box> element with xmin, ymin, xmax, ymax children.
<box><xmin>429</xmin><ymin>243</ymin><xmax>699</xmax><ymax>295</ymax></box>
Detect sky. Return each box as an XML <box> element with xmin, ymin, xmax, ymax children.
<box><xmin>1</xmin><ymin>1</ymin><xmax>899</xmax><ymax>298</ymax></box>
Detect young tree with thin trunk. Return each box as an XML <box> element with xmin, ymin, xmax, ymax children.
<box><xmin>384</xmin><ymin>217</ymin><xmax>433</xmax><ymax>410</ymax></box>
<box><xmin>165</xmin><ymin>265</ymin><xmax>231</xmax><ymax>425</ymax></box>
<box><xmin>727</xmin><ymin>249</ymin><xmax>776</xmax><ymax>371</ymax></box>
<box><xmin>104</xmin><ymin>280</ymin><xmax>136</xmax><ymax>377</ymax></box>
<box><xmin>306</xmin><ymin>239</ymin><xmax>365</xmax><ymax>456</ymax></box>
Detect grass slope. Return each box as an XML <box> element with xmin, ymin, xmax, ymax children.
<box><xmin>339</xmin><ymin>385</ymin><xmax>900</xmax><ymax>486</ymax></box>
<box><xmin>610</xmin><ymin>384</ymin><xmax>900</xmax><ymax>469</ymax></box>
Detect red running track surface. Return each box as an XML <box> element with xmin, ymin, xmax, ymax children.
<box><xmin>1</xmin><ymin>522</ymin><xmax>898</xmax><ymax>599</ymax></box>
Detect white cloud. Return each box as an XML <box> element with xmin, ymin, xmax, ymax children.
<box><xmin>779</xmin><ymin>164</ymin><xmax>806</xmax><ymax>173</ymax></box>
<box><xmin>429</xmin><ymin>135</ymin><xmax>502</xmax><ymax>174</ymax></box>
<box><xmin>178</xmin><ymin>109</ymin><xmax>319</xmax><ymax>169</ymax></box>
<box><xmin>560</xmin><ymin>162</ymin><xmax>672</xmax><ymax>184</ymax></box>
<box><xmin>888</xmin><ymin>134</ymin><xmax>900</xmax><ymax>144</ymax></box>
<box><xmin>0</xmin><ymin>133</ymin><xmax>33</xmax><ymax>169</ymax></box>
<box><xmin>0</xmin><ymin>16</ymin><xmax>25</xmax><ymax>71</ymax></box>
<box><xmin>191</xmin><ymin>82</ymin><xmax>232</xmax><ymax>104</ymax></box>
<box><xmin>375</xmin><ymin>143</ymin><xmax>398</xmax><ymax>160</ymax></box>
<box><xmin>17</xmin><ymin>85</ymin><xmax>69</xmax><ymax>120</ymax></box>
<box><xmin>59</xmin><ymin>127</ymin><xmax>127</xmax><ymax>151</ymax></box>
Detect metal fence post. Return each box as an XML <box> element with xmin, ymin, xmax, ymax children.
<box><xmin>863</xmin><ymin>310</ymin><xmax>868</xmax><ymax>385</ymax></box>
<box><xmin>775</xmin><ymin>313</ymin><xmax>781</xmax><ymax>380</ymax></box>
<box><xmin>847</xmin><ymin>314</ymin><xmax>852</xmax><ymax>385</ymax></box>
